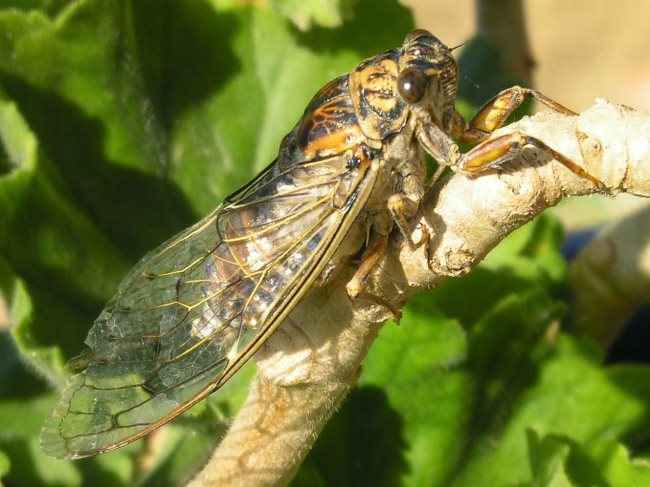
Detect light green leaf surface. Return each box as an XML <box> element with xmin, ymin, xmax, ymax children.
<box><xmin>267</xmin><ymin>0</ymin><xmax>358</xmax><ymax>29</ymax></box>
<box><xmin>527</xmin><ymin>432</ymin><xmax>574</xmax><ymax>487</ymax></box>
<box><xmin>0</xmin><ymin>449</ymin><xmax>8</xmax><ymax>478</ymax></box>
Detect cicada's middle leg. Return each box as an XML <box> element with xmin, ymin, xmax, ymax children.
<box><xmin>345</xmin><ymin>170</ymin><xmax>430</xmax><ymax>321</ymax></box>
<box><xmin>345</xmin><ymin>233</ymin><xmax>402</xmax><ymax>320</ymax></box>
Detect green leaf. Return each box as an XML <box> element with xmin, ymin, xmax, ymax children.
<box><xmin>0</xmin><ymin>449</ymin><xmax>9</xmax><ymax>478</ymax></box>
<box><xmin>137</xmin><ymin>407</ymin><xmax>226</xmax><ymax>487</ymax></box>
<box><xmin>526</xmin><ymin>431</ymin><xmax>650</xmax><ymax>487</ymax></box>
<box><xmin>482</xmin><ymin>213</ymin><xmax>567</xmax><ymax>285</ymax></box>
<box><xmin>301</xmin><ymin>284</ymin><xmax>650</xmax><ymax>486</ymax></box>
<box><xmin>527</xmin><ymin>432</ymin><xmax>575</xmax><ymax>487</ymax></box>
<box><xmin>0</xmin><ymin>91</ymin><xmax>130</xmax><ymax>382</ymax></box>
<box><xmin>6</xmin><ymin>438</ymin><xmax>84</xmax><ymax>487</ymax></box>
<box><xmin>301</xmin><ymin>295</ymin><xmax>468</xmax><ymax>486</ymax></box>
<box><xmin>267</xmin><ymin>0</ymin><xmax>358</xmax><ymax>30</ymax></box>
<box><xmin>593</xmin><ymin>440</ymin><xmax>650</xmax><ymax>486</ymax></box>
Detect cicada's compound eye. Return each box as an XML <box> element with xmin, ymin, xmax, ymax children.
<box><xmin>397</xmin><ymin>67</ymin><xmax>429</xmax><ymax>104</ymax></box>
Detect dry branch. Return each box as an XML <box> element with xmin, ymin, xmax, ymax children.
<box><xmin>188</xmin><ymin>100</ymin><xmax>650</xmax><ymax>486</ymax></box>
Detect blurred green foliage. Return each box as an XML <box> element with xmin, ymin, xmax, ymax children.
<box><xmin>0</xmin><ymin>1</ymin><xmax>648</xmax><ymax>485</ymax></box>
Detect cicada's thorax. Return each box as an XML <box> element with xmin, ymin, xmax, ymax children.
<box><xmin>348</xmin><ymin>49</ymin><xmax>410</xmax><ymax>142</ymax></box>
<box><xmin>279</xmin><ymin>48</ymin><xmax>416</xmax><ymax>168</ymax></box>
<box><xmin>346</xmin><ymin>48</ymin><xmax>428</xmax><ymax>214</ymax></box>
<box><xmin>278</xmin><ymin>48</ymin><xmax>425</xmax><ymax>216</ymax></box>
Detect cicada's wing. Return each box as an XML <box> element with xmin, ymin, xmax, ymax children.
<box><xmin>41</xmin><ymin>153</ymin><xmax>378</xmax><ymax>459</ymax></box>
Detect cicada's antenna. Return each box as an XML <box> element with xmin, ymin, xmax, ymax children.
<box><xmin>449</xmin><ymin>41</ymin><xmax>474</xmax><ymax>87</ymax></box>
<box><xmin>449</xmin><ymin>41</ymin><xmax>468</xmax><ymax>52</ymax></box>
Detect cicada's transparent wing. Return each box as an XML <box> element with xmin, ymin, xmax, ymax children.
<box><xmin>41</xmin><ymin>152</ymin><xmax>378</xmax><ymax>459</ymax></box>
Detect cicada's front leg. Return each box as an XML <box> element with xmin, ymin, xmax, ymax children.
<box><xmin>457</xmin><ymin>86</ymin><xmax>577</xmax><ymax>143</ymax></box>
<box><xmin>451</xmin><ymin>86</ymin><xmax>602</xmax><ymax>186</ymax></box>
<box><xmin>418</xmin><ymin>87</ymin><xmax>604</xmax><ymax>188</ymax></box>
<box><xmin>385</xmin><ymin>167</ymin><xmax>431</xmax><ymax>251</ymax></box>
<box><xmin>454</xmin><ymin>131</ymin><xmax>604</xmax><ymax>188</ymax></box>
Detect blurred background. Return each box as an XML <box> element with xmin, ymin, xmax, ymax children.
<box><xmin>407</xmin><ymin>0</ymin><xmax>650</xmax><ymax>113</ymax></box>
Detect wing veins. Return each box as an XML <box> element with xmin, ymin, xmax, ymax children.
<box><xmin>45</xmin><ymin>152</ymin><xmax>380</xmax><ymax>459</ymax></box>
<box><xmin>223</xmin><ymin>194</ymin><xmax>332</xmax><ymax>244</ymax></box>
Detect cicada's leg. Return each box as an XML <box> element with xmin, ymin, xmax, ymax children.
<box><xmin>346</xmin><ymin>234</ymin><xmax>402</xmax><ymax>321</ymax></box>
<box><xmin>345</xmin><ymin>170</ymin><xmax>431</xmax><ymax>319</ymax></box>
<box><xmin>417</xmin><ymin>88</ymin><xmax>604</xmax><ymax>188</ymax></box>
<box><xmin>384</xmin><ymin>156</ymin><xmax>432</xmax><ymax>250</ymax></box>
<box><xmin>386</xmin><ymin>192</ymin><xmax>431</xmax><ymax>251</ymax></box>
<box><xmin>423</xmin><ymin>162</ymin><xmax>451</xmax><ymax>194</ymax></box>
<box><xmin>457</xmin><ymin>86</ymin><xmax>577</xmax><ymax>144</ymax></box>
<box><xmin>447</xmin><ymin>87</ymin><xmax>603</xmax><ymax>186</ymax></box>
<box><xmin>455</xmin><ymin>131</ymin><xmax>604</xmax><ymax>188</ymax></box>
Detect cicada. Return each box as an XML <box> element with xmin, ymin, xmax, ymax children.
<box><xmin>41</xmin><ymin>29</ymin><xmax>599</xmax><ymax>459</ymax></box>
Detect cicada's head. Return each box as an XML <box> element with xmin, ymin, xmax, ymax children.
<box><xmin>349</xmin><ymin>29</ymin><xmax>459</xmax><ymax>141</ymax></box>
<box><xmin>397</xmin><ymin>29</ymin><xmax>459</xmax><ymax>132</ymax></box>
